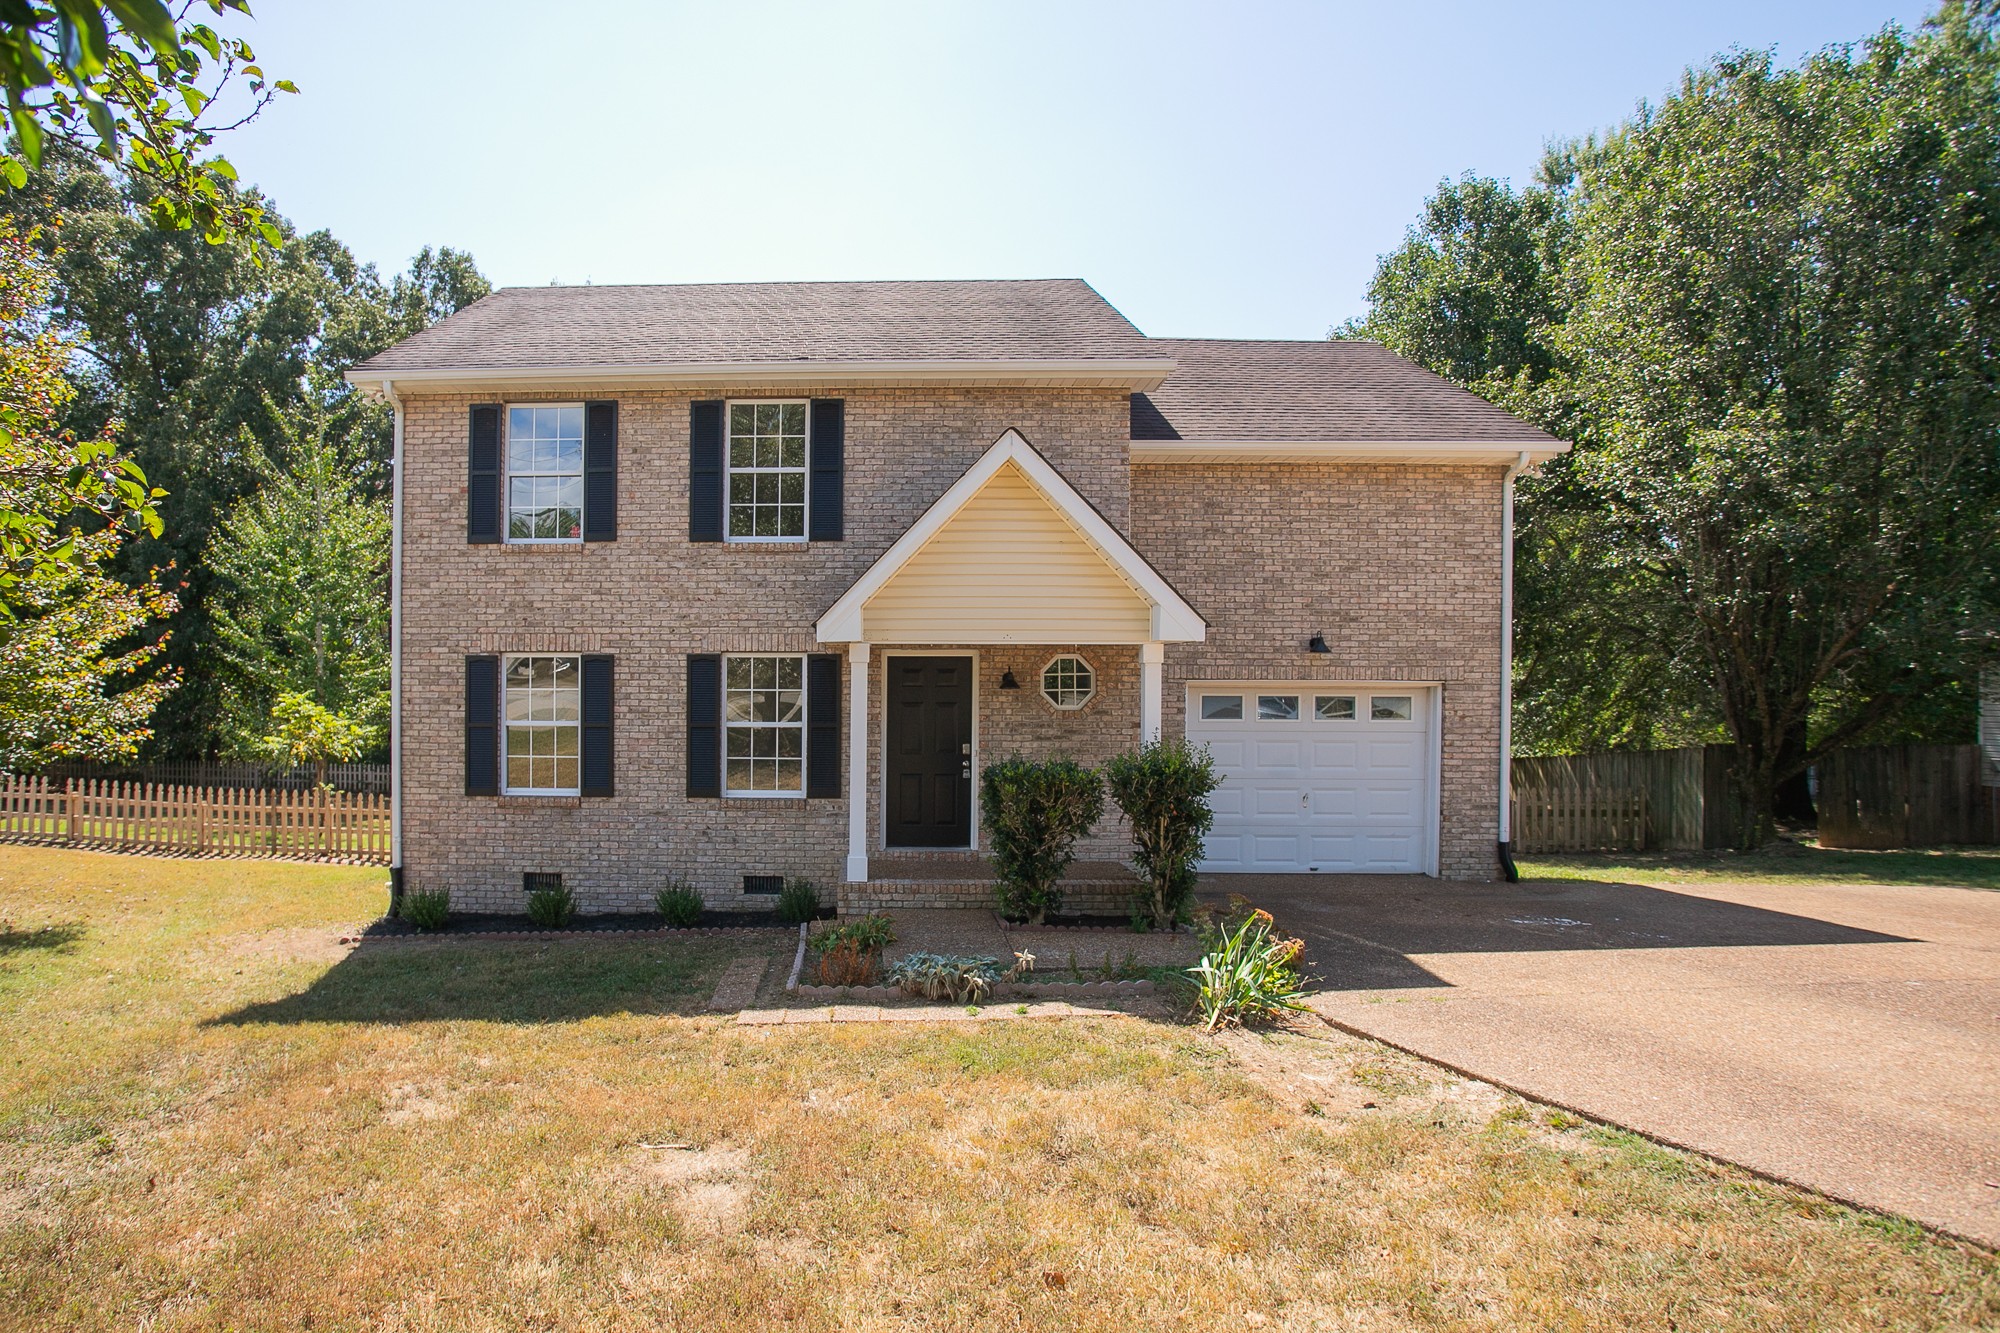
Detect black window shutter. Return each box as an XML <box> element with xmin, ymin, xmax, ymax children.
<box><xmin>580</xmin><ymin>655</ymin><xmax>614</xmax><ymax>797</ymax></box>
<box><xmin>465</xmin><ymin>655</ymin><xmax>499</xmax><ymax>795</ymax></box>
<box><xmin>583</xmin><ymin>401</ymin><xmax>617</xmax><ymax>542</ymax></box>
<box><xmin>808</xmin><ymin>399</ymin><xmax>844</xmax><ymax>542</ymax></box>
<box><xmin>468</xmin><ymin>405</ymin><xmax>502</xmax><ymax>543</ymax></box>
<box><xmin>806</xmin><ymin>653</ymin><xmax>841</xmax><ymax>798</ymax></box>
<box><xmin>686</xmin><ymin>654</ymin><xmax>721</xmax><ymax>796</ymax></box>
<box><xmin>689</xmin><ymin>400</ymin><xmax>724</xmax><ymax>542</ymax></box>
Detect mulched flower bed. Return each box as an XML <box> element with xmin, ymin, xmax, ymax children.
<box><xmin>358</xmin><ymin>907</ymin><xmax>830</xmax><ymax>940</ymax></box>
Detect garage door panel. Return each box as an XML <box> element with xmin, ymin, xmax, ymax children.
<box><xmin>1191</xmin><ymin>682</ymin><xmax>1434</xmax><ymax>874</ymax></box>
<box><xmin>1252</xmin><ymin>786</ymin><xmax>1303</xmax><ymax>816</ymax></box>
<box><xmin>1253</xmin><ymin>740</ymin><xmax>1301</xmax><ymax>769</ymax></box>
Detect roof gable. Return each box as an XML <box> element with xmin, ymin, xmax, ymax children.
<box><xmin>817</xmin><ymin>431</ymin><xmax>1205</xmax><ymax>644</ymax></box>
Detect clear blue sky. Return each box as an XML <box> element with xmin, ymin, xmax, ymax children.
<box><xmin>217</xmin><ymin>1</ymin><xmax>1937</xmax><ymax>340</ymax></box>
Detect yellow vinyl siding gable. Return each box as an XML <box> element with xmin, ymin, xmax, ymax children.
<box><xmin>861</xmin><ymin>461</ymin><xmax>1154</xmax><ymax>643</ymax></box>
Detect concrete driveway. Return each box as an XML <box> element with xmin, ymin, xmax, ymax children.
<box><xmin>1219</xmin><ymin>872</ymin><xmax>2000</xmax><ymax>1246</ymax></box>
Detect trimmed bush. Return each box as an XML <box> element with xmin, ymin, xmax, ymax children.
<box><xmin>401</xmin><ymin>888</ymin><xmax>449</xmax><ymax>933</ymax></box>
<box><xmin>655</xmin><ymin>881</ymin><xmax>703</xmax><ymax>928</ymax></box>
<box><xmin>1105</xmin><ymin>738</ymin><xmax>1221</xmax><ymax>930</ymax></box>
<box><xmin>525</xmin><ymin>883</ymin><xmax>576</xmax><ymax>930</ymax></box>
<box><xmin>980</xmin><ymin>756</ymin><xmax>1104</xmax><ymax>925</ymax></box>
<box><xmin>776</xmin><ymin>877</ymin><xmax>821</xmax><ymax>924</ymax></box>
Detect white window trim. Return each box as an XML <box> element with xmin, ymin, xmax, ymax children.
<box><xmin>504</xmin><ymin>402</ymin><xmax>586</xmax><ymax>546</ymax></box>
<box><xmin>723</xmin><ymin>652</ymin><xmax>808</xmax><ymax>799</ymax></box>
<box><xmin>502</xmin><ymin>653</ymin><xmax>582</xmax><ymax>796</ymax></box>
<box><xmin>724</xmin><ymin>398</ymin><xmax>810</xmax><ymax>545</ymax></box>
<box><xmin>1039</xmin><ymin>653</ymin><xmax>1096</xmax><ymax>711</ymax></box>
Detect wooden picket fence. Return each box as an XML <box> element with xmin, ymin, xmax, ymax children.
<box><xmin>0</xmin><ymin>776</ymin><xmax>389</xmax><ymax>863</ymax></box>
<box><xmin>1509</xmin><ymin>783</ymin><xmax>1650</xmax><ymax>854</ymax></box>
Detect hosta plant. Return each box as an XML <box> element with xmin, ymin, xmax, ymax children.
<box><xmin>1186</xmin><ymin>906</ymin><xmax>1310</xmax><ymax>1031</ymax></box>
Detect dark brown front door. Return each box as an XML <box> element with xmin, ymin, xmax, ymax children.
<box><xmin>885</xmin><ymin>656</ymin><xmax>972</xmax><ymax>847</ymax></box>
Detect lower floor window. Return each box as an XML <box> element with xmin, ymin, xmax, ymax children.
<box><xmin>725</xmin><ymin>654</ymin><xmax>804</xmax><ymax>795</ymax></box>
<box><xmin>505</xmin><ymin>655</ymin><xmax>580</xmax><ymax>793</ymax></box>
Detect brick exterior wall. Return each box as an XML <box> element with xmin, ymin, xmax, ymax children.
<box><xmin>398</xmin><ymin>383</ymin><xmax>1508</xmax><ymax>913</ymax></box>
<box><xmin>1131</xmin><ymin>460</ymin><xmax>1506</xmax><ymax>880</ymax></box>
<box><xmin>398</xmin><ymin>386</ymin><xmax>1135</xmax><ymax>913</ymax></box>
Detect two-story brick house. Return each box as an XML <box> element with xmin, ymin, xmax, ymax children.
<box><xmin>346</xmin><ymin>279</ymin><xmax>1563</xmax><ymax>914</ymax></box>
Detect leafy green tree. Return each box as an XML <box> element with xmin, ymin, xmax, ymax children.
<box><xmin>0</xmin><ymin>212</ymin><xmax>174</xmax><ymax>767</ymax></box>
<box><xmin>254</xmin><ymin>689</ymin><xmax>372</xmax><ymax>788</ymax></box>
<box><xmin>4</xmin><ymin>146</ymin><xmax>486</xmax><ymax>754</ymax></box>
<box><xmin>0</xmin><ymin>0</ymin><xmax>293</xmax><ymax>248</ymax></box>
<box><xmin>1346</xmin><ymin>4</ymin><xmax>2000</xmax><ymax>842</ymax></box>
<box><xmin>205</xmin><ymin>403</ymin><xmax>388</xmax><ymax>755</ymax></box>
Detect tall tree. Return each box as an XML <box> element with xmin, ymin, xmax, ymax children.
<box><xmin>4</xmin><ymin>146</ymin><xmax>487</xmax><ymax>755</ymax></box>
<box><xmin>1347</xmin><ymin>3</ymin><xmax>2000</xmax><ymax>842</ymax></box>
<box><xmin>204</xmin><ymin>403</ymin><xmax>388</xmax><ymax>755</ymax></box>
<box><xmin>0</xmin><ymin>214</ymin><xmax>174</xmax><ymax>768</ymax></box>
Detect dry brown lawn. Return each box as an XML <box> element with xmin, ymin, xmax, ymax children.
<box><xmin>1</xmin><ymin>845</ymin><xmax>1993</xmax><ymax>1331</ymax></box>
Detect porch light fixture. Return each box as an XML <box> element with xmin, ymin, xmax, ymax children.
<box><xmin>999</xmin><ymin>669</ymin><xmax>1021</xmax><ymax>689</ymax></box>
<box><xmin>1307</xmin><ymin>633</ymin><xmax>1331</xmax><ymax>654</ymax></box>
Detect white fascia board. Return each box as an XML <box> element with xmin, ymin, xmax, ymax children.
<box><xmin>1129</xmin><ymin>438</ymin><xmax>1570</xmax><ymax>467</ymax></box>
<box><xmin>346</xmin><ymin>357</ymin><xmax>1177</xmax><ymax>395</ymax></box>
<box><xmin>816</xmin><ymin>429</ymin><xmax>1207</xmax><ymax>644</ymax></box>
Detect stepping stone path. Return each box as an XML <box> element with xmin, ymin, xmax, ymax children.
<box><xmin>706</xmin><ymin>956</ymin><xmax>769</xmax><ymax>1012</ymax></box>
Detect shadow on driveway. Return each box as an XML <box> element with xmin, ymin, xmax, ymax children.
<box><xmin>1206</xmin><ymin>874</ymin><xmax>1913</xmax><ymax>992</ymax></box>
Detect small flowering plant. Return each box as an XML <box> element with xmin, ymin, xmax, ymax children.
<box><xmin>1186</xmin><ymin>899</ymin><xmax>1311</xmax><ymax>1031</ymax></box>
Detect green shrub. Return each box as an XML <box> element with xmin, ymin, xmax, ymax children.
<box><xmin>776</xmin><ymin>877</ymin><xmax>821</xmax><ymax>924</ymax></box>
<box><xmin>1186</xmin><ymin>905</ymin><xmax>1310</xmax><ymax>1031</ymax></box>
<box><xmin>401</xmin><ymin>888</ymin><xmax>450</xmax><ymax>932</ymax></box>
<box><xmin>980</xmin><ymin>756</ymin><xmax>1104</xmax><ymax>925</ymax></box>
<box><xmin>525</xmin><ymin>883</ymin><xmax>576</xmax><ymax>930</ymax></box>
<box><xmin>1105</xmin><ymin>738</ymin><xmax>1220</xmax><ymax>930</ymax></box>
<box><xmin>887</xmin><ymin>952</ymin><xmax>1001</xmax><ymax>1003</ymax></box>
<box><xmin>655</xmin><ymin>880</ymin><xmax>703</xmax><ymax>928</ymax></box>
<box><xmin>810</xmin><ymin>914</ymin><xmax>895</xmax><ymax>954</ymax></box>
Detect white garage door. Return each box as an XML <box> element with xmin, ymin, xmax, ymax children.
<box><xmin>1188</xmin><ymin>684</ymin><xmax>1436</xmax><ymax>873</ymax></box>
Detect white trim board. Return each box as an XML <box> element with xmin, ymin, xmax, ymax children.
<box><xmin>1129</xmin><ymin>439</ymin><xmax>1569</xmax><ymax>466</ymax></box>
<box><xmin>816</xmin><ymin>429</ymin><xmax>1206</xmax><ymax>645</ymax></box>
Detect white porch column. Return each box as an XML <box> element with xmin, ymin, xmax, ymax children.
<box><xmin>845</xmin><ymin>642</ymin><xmax>871</xmax><ymax>882</ymax></box>
<box><xmin>1140</xmin><ymin>641</ymin><xmax>1164</xmax><ymax>744</ymax></box>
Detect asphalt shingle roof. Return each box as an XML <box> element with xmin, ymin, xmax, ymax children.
<box><xmin>352</xmin><ymin>278</ymin><xmax>1156</xmax><ymax>372</ymax></box>
<box><xmin>1130</xmin><ymin>338</ymin><xmax>1560</xmax><ymax>444</ymax></box>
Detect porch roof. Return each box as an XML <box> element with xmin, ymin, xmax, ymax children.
<box><xmin>815</xmin><ymin>431</ymin><xmax>1206</xmax><ymax>646</ymax></box>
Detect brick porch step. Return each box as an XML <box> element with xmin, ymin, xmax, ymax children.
<box><xmin>844</xmin><ymin>856</ymin><xmax>1137</xmax><ymax>914</ymax></box>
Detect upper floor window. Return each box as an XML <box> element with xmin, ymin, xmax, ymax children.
<box><xmin>728</xmin><ymin>401</ymin><xmax>807</xmax><ymax>541</ymax></box>
<box><xmin>504</xmin><ymin>654</ymin><xmax>581</xmax><ymax>793</ymax></box>
<box><xmin>507</xmin><ymin>405</ymin><xmax>584</xmax><ymax>542</ymax></box>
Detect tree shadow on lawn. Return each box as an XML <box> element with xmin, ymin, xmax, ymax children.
<box><xmin>0</xmin><ymin>922</ymin><xmax>85</xmax><ymax>956</ymax></box>
<box><xmin>207</xmin><ymin>935</ymin><xmax>760</xmax><ymax>1026</ymax></box>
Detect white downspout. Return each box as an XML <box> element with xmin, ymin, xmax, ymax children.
<box><xmin>1497</xmin><ymin>449</ymin><xmax>1530</xmax><ymax>881</ymax></box>
<box><xmin>384</xmin><ymin>380</ymin><xmax>406</xmax><ymax>903</ymax></box>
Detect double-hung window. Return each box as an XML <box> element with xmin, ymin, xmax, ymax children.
<box><xmin>726</xmin><ymin>401</ymin><xmax>807</xmax><ymax>540</ymax></box>
<box><xmin>507</xmin><ymin>405</ymin><xmax>585</xmax><ymax>541</ymax></box>
<box><xmin>504</xmin><ymin>655</ymin><xmax>581</xmax><ymax>793</ymax></box>
<box><xmin>724</xmin><ymin>654</ymin><xmax>804</xmax><ymax>795</ymax></box>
